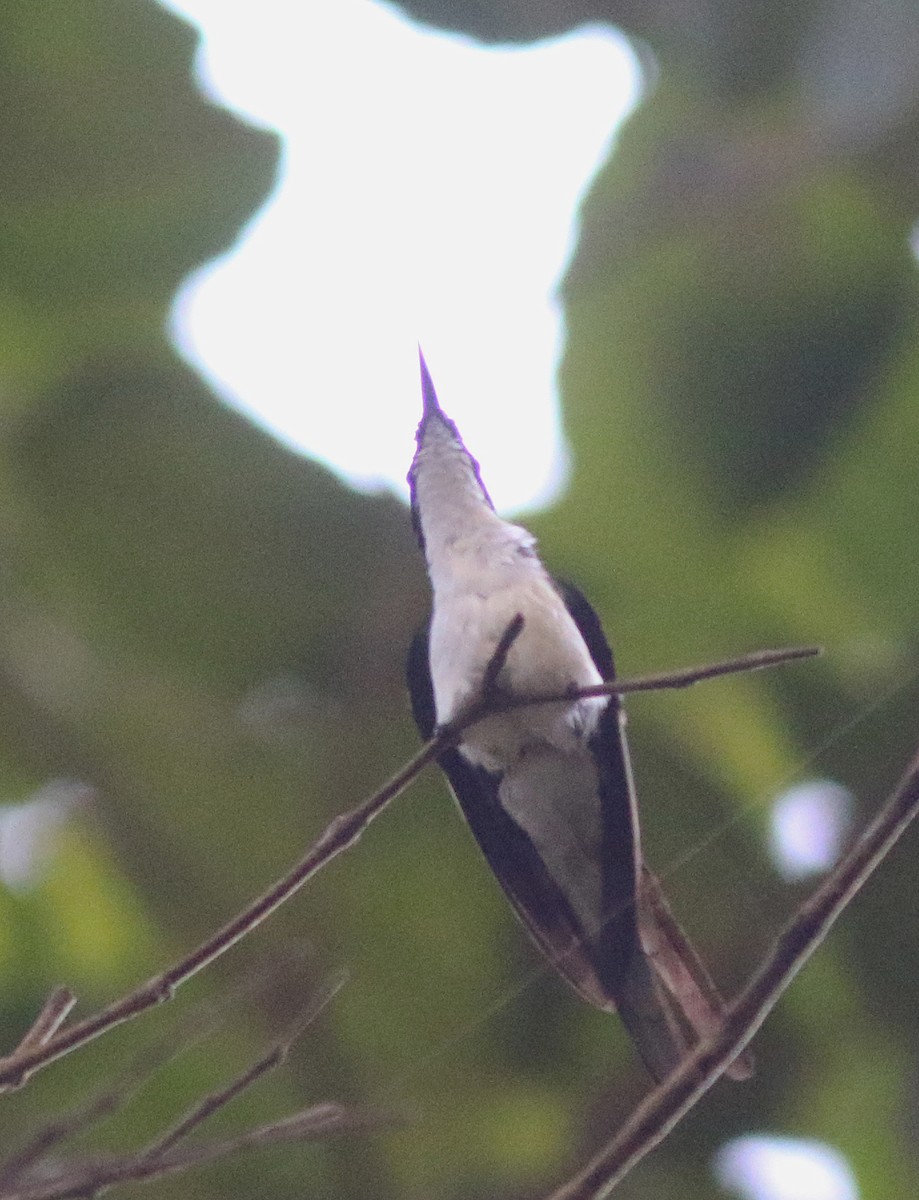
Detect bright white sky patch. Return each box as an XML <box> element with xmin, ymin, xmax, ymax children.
<box><xmin>159</xmin><ymin>0</ymin><xmax>641</xmax><ymax>512</ymax></box>
<box><xmin>769</xmin><ymin>780</ymin><xmax>854</xmax><ymax>881</ymax></box>
<box><xmin>715</xmin><ymin>1135</ymin><xmax>860</xmax><ymax>1200</ymax></box>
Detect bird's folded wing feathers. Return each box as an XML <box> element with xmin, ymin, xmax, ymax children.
<box><xmin>407</xmin><ymin>624</ymin><xmax>687</xmax><ymax>1082</ymax></box>
<box><xmin>640</xmin><ymin>868</ymin><xmax>755</xmax><ymax>1081</ymax></box>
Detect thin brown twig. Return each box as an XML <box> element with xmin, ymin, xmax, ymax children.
<box><xmin>544</xmin><ymin>741</ymin><xmax>919</xmax><ymax>1200</ymax></box>
<box><xmin>0</xmin><ymin>1092</ymin><xmax>120</xmax><ymax>1192</ymax></box>
<box><xmin>0</xmin><ymin>967</ymin><xmax>344</xmax><ymax>1192</ymax></box>
<box><xmin>0</xmin><ymin>1020</ymin><xmax>204</xmax><ymax>1184</ymax></box>
<box><xmin>6</xmin><ymin>989</ymin><xmax>76</xmax><ymax>1059</ymax></box>
<box><xmin>613</xmin><ymin>644</ymin><xmax>820</xmax><ymax>691</ymax></box>
<box><xmin>145</xmin><ymin>1048</ymin><xmax>286</xmax><ymax>1164</ymax></box>
<box><xmin>639</xmin><ymin>868</ymin><xmax>754</xmax><ymax>1081</ymax></box>
<box><xmin>140</xmin><ymin>970</ymin><xmax>346</xmax><ymax>1162</ymax></box>
<box><xmin>0</xmin><ymin>641</ymin><xmax>817</xmax><ymax>1095</ymax></box>
<box><xmin>481</xmin><ymin>612</ymin><xmax>525</xmax><ymax>695</ymax></box>
<box><xmin>4</xmin><ymin>1104</ymin><xmax>398</xmax><ymax>1200</ymax></box>
<box><xmin>511</xmin><ymin>644</ymin><xmax>820</xmax><ymax>707</ymax></box>
<box><xmin>0</xmin><ymin>735</ymin><xmax>445</xmax><ymax>1093</ymax></box>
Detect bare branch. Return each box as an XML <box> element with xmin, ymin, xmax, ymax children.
<box><xmin>481</xmin><ymin>612</ymin><xmax>525</xmax><ymax>695</ymax></box>
<box><xmin>0</xmin><ymin>642</ymin><xmax>816</xmax><ymax>1094</ymax></box>
<box><xmin>0</xmin><ymin>734</ymin><xmax>446</xmax><ymax>1092</ymax></box>
<box><xmin>4</xmin><ymin>989</ymin><xmax>76</xmax><ymax>1060</ymax></box>
<box><xmin>0</xmin><ymin>968</ymin><xmax>344</xmax><ymax>1192</ymax></box>
<box><xmin>544</xmin><ymin>740</ymin><xmax>919</xmax><ymax>1200</ymax></box>
<box><xmin>4</xmin><ymin>1104</ymin><xmax>398</xmax><ymax>1200</ymax></box>
<box><xmin>0</xmin><ymin>1093</ymin><xmax>124</xmax><ymax>1192</ymax></box>
<box><xmin>640</xmin><ymin>869</ymin><xmax>754</xmax><ymax>1082</ymax></box>
<box><xmin>511</xmin><ymin>644</ymin><xmax>821</xmax><ymax>711</ymax></box>
<box><xmin>140</xmin><ymin>971</ymin><xmax>346</xmax><ymax>1161</ymax></box>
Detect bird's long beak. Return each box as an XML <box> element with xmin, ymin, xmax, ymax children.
<box><xmin>418</xmin><ymin>346</ymin><xmax>442</xmax><ymax>419</ymax></box>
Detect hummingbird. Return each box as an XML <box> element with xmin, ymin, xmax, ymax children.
<box><xmin>405</xmin><ymin>351</ymin><xmax>752</xmax><ymax>1083</ymax></box>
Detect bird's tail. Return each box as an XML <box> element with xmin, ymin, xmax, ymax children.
<box><xmin>638</xmin><ymin>868</ymin><xmax>755</xmax><ymax>1082</ymax></box>
<box><xmin>616</xmin><ymin>945</ymin><xmax>688</xmax><ymax>1083</ymax></box>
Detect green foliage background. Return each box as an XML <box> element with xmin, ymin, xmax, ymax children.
<box><xmin>1</xmin><ymin>1</ymin><xmax>919</xmax><ymax>1197</ymax></box>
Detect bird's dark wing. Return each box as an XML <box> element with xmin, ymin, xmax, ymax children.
<box><xmin>553</xmin><ymin>583</ymin><xmax>690</xmax><ymax>1077</ymax></box>
<box><xmin>553</xmin><ymin>580</ymin><xmax>641</xmax><ymax>990</ymax></box>
<box><xmin>407</xmin><ymin>620</ymin><xmax>685</xmax><ymax>1079</ymax></box>
<box><xmin>407</xmin><ymin>625</ymin><xmax>615</xmax><ymax>1009</ymax></box>
<box><xmin>557</xmin><ymin>582</ymin><xmax>753</xmax><ymax>1081</ymax></box>
<box><xmin>407</xmin><ymin>617</ymin><xmax>686</xmax><ymax>1079</ymax></box>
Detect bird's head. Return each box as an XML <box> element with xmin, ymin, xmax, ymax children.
<box><xmin>408</xmin><ymin>349</ymin><xmax>496</xmax><ymax>554</ymax></box>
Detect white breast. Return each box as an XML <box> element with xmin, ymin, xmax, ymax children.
<box><xmin>428</xmin><ymin>540</ymin><xmax>608</xmax><ymax>772</ymax></box>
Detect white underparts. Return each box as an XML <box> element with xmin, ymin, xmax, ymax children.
<box><xmin>500</xmin><ymin>747</ymin><xmax>604</xmax><ymax>936</ymax></box>
<box><xmin>415</xmin><ymin>407</ymin><xmax>614</xmax><ymax>949</ymax></box>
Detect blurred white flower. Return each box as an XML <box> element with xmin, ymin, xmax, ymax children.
<box><xmin>768</xmin><ymin>780</ymin><xmax>854</xmax><ymax>881</ymax></box>
<box><xmin>715</xmin><ymin>1134</ymin><xmax>859</xmax><ymax>1200</ymax></box>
